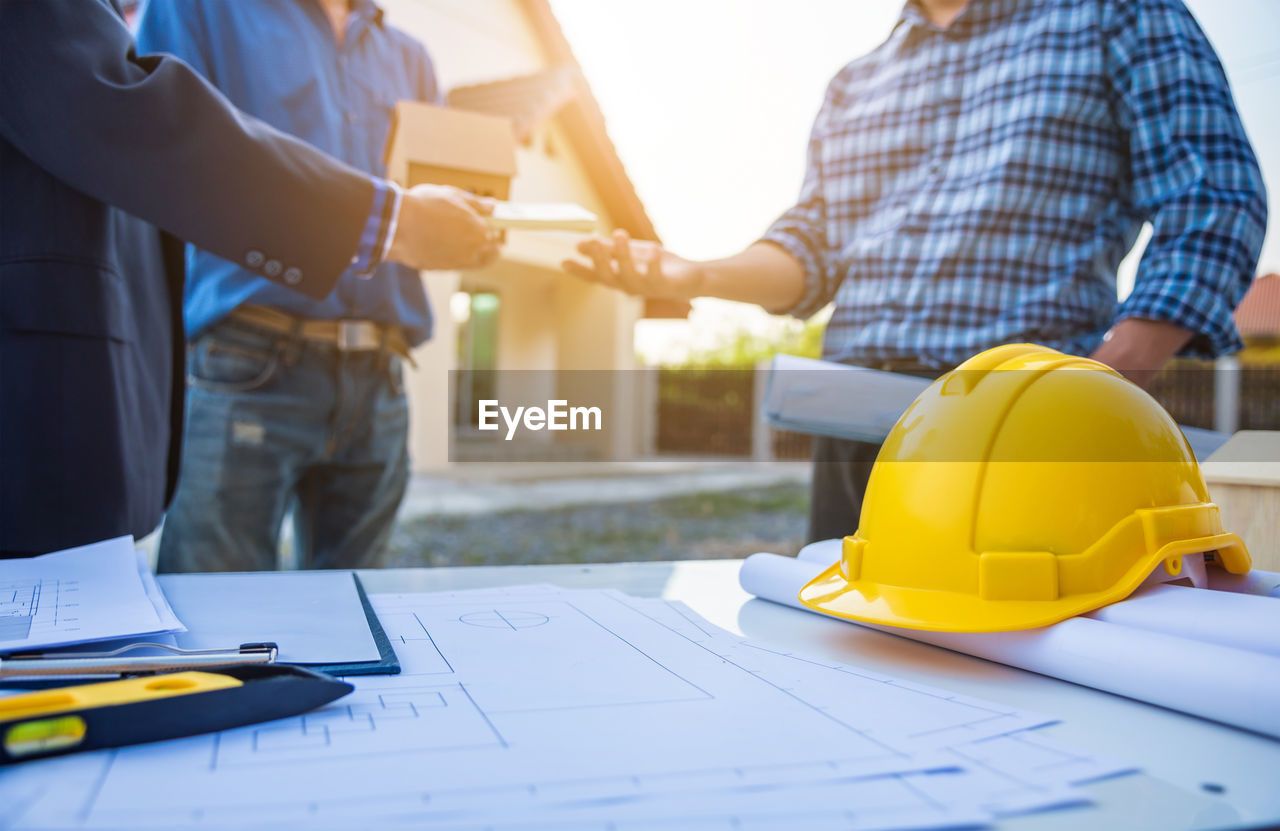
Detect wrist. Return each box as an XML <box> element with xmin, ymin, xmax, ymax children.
<box><xmin>385</xmin><ymin>189</ymin><xmax>415</xmax><ymax>266</ymax></box>
<box><xmin>377</xmin><ymin>182</ymin><xmax>405</xmax><ymax>267</ymax></box>
<box><xmin>682</xmin><ymin>259</ymin><xmax>712</xmax><ymax>300</ymax></box>
<box><xmin>1090</xmin><ymin>317</ymin><xmax>1194</xmax><ymax>386</ymax></box>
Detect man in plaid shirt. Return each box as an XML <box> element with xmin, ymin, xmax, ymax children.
<box><xmin>565</xmin><ymin>0</ymin><xmax>1267</xmax><ymax>541</ymax></box>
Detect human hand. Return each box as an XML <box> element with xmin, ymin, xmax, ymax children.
<box><xmin>386</xmin><ymin>184</ymin><xmax>501</xmax><ymax>271</ymax></box>
<box><xmin>1088</xmin><ymin>317</ymin><xmax>1194</xmax><ymax>388</ymax></box>
<box><xmin>563</xmin><ymin>230</ymin><xmax>706</xmax><ymax>300</ymax></box>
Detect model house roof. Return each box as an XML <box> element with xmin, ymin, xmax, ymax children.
<box><xmin>512</xmin><ymin>0</ymin><xmax>687</xmax><ymax>319</ymax></box>
<box><xmin>1235</xmin><ymin>273</ymin><xmax>1280</xmax><ymax>340</ymax></box>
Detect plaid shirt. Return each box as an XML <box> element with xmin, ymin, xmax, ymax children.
<box><xmin>762</xmin><ymin>0</ymin><xmax>1267</xmax><ymax>368</ymax></box>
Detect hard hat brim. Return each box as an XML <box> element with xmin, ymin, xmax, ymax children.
<box><xmin>798</xmin><ymin>532</ymin><xmax>1251</xmax><ymax>633</ymax></box>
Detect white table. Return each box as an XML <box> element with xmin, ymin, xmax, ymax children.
<box><xmin>359</xmin><ymin>559</ymin><xmax>1280</xmax><ymax>831</ymax></box>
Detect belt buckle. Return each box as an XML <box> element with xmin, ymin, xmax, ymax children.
<box><xmin>336</xmin><ymin>320</ymin><xmax>379</xmax><ymax>351</ymax></box>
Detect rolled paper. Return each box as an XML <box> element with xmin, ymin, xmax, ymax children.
<box><xmin>739</xmin><ymin>552</ymin><xmax>1280</xmax><ymax>739</ymax></box>
<box><xmin>1206</xmin><ymin>568</ymin><xmax>1280</xmax><ymax>598</ymax></box>
<box><xmin>1086</xmin><ymin>583</ymin><xmax>1280</xmax><ymax>657</ymax></box>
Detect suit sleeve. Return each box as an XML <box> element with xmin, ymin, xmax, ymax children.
<box><xmin>135</xmin><ymin>0</ymin><xmax>214</xmax><ymax>79</ymax></box>
<box><xmin>0</xmin><ymin>0</ymin><xmax>377</xmax><ymax>300</ymax></box>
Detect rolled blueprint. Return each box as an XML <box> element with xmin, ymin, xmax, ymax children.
<box><xmin>761</xmin><ymin>355</ymin><xmax>1230</xmax><ymax>460</ymax></box>
<box><xmin>792</xmin><ymin>541</ymin><xmax>1280</xmax><ymax>655</ymax></box>
<box><xmin>1087</xmin><ymin>583</ymin><xmax>1280</xmax><ymax>657</ymax></box>
<box><xmin>739</xmin><ymin>552</ymin><xmax>1280</xmax><ymax>739</ymax></box>
<box><xmin>1206</xmin><ymin>568</ymin><xmax>1280</xmax><ymax>598</ymax></box>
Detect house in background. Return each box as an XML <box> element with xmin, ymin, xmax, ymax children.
<box><xmin>1234</xmin><ymin>273</ymin><xmax>1280</xmax><ymax>361</ymax></box>
<box><xmin>381</xmin><ymin>0</ymin><xmax>687</xmax><ymax>469</ymax></box>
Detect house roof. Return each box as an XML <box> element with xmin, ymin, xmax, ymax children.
<box><xmin>449</xmin><ymin>66</ymin><xmax>581</xmax><ymax>146</ymax></box>
<box><xmin>514</xmin><ymin>0</ymin><xmax>689</xmax><ymax>320</ymax></box>
<box><xmin>1235</xmin><ymin>273</ymin><xmax>1280</xmax><ymax>339</ymax></box>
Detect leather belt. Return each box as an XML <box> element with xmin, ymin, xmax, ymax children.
<box><xmin>229</xmin><ymin>305</ymin><xmax>414</xmax><ymax>363</ymax></box>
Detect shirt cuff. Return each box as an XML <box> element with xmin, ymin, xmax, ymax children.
<box><xmin>1114</xmin><ymin>275</ymin><xmax>1245</xmax><ymax>359</ymax></box>
<box><xmin>351</xmin><ymin>179</ymin><xmax>403</xmax><ymax>278</ymax></box>
<box><xmin>757</xmin><ymin>226</ymin><xmax>828</xmax><ymax>319</ymax></box>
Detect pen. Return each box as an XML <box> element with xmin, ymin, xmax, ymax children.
<box><xmin>0</xmin><ymin>643</ymin><xmax>278</xmax><ymax>679</ymax></box>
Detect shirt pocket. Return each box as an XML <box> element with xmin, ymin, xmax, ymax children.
<box><xmin>348</xmin><ymin>66</ymin><xmax>403</xmax><ymax>175</ymax></box>
<box><xmin>0</xmin><ymin>258</ymin><xmax>135</xmax><ymax>343</ymax></box>
<box><xmin>254</xmin><ymin>49</ymin><xmax>325</xmax><ymax>127</ymax></box>
<box><xmin>814</xmin><ymin>96</ymin><xmax>930</xmax><ymax>233</ymax></box>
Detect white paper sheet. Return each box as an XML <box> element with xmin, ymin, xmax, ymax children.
<box><xmin>3</xmin><ymin>586</ymin><xmax>1116</xmax><ymax>830</ymax></box>
<box><xmin>0</xmin><ymin>536</ymin><xmax>183</xmax><ymax>654</ymax></box>
<box><xmin>740</xmin><ymin>553</ymin><xmax>1280</xmax><ymax>738</ymax></box>
<box><xmin>134</xmin><ymin>551</ymin><xmax>184</xmax><ymax>634</ymax></box>
<box><xmin>156</xmin><ymin>572</ymin><xmax>380</xmax><ymax>664</ymax></box>
<box><xmin>487</xmin><ymin>201</ymin><xmax>598</xmax><ymax>233</ymax></box>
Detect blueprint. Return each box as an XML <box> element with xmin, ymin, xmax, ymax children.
<box><xmin>0</xmin><ymin>536</ymin><xmax>182</xmax><ymax>655</ymax></box>
<box><xmin>0</xmin><ymin>586</ymin><xmax>1132</xmax><ymax>830</ymax></box>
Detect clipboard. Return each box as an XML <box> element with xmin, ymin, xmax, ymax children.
<box><xmin>1</xmin><ymin>573</ymin><xmax>398</xmax><ymax>683</ymax></box>
<box><xmin>154</xmin><ymin>571</ymin><xmax>398</xmax><ymax>677</ymax></box>
<box><xmin>313</xmin><ymin>574</ymin><xmax>399</xmax><ymax>677</ymax></box>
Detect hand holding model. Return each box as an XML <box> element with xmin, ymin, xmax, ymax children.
<box><xmin>388</xmin><ymin>184</ymin><xmax>501</xmax><ymax>271</ymax></box>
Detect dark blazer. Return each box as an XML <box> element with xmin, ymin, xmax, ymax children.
<box><xmin>0</xmin><ymin>0</ymin><xmax>380</xmax><ymax>554</ymax></box>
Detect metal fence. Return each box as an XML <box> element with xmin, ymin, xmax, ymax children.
<box><xmin>655</xmin><ymin>364</ymin><xmax>1280</xmax><ymax>459</ymax></box>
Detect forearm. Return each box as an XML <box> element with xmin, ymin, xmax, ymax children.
<box><xmin>0</xmin><ymin>0</ymin><xmax>373</xmax><ymax>298</ymax></box>
<box><xmin>1088</xmin><ymin>317</ymin><xmax>1194</xmax><ymax>387</ymax></box>
<box><xmin>696</xmin><ymin>243</ymin><xmax>807</xmax><ymax>312</ymax></box>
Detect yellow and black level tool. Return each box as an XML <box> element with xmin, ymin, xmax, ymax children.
<box><xmin>0</xmin><ymin>665</ymin><xmax>352</xmax><ymax>765</ymax></box>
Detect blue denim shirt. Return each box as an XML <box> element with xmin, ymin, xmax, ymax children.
<box><xmin>136</xmin><ymin>0</ymin><xmax>439</xmax><ymax>344</ymax></box>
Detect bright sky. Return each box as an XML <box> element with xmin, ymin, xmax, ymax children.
<box><xmin>550</xmin><ymin>0</ymin><xmax>1280</xmax><ymax>362</ymax></box>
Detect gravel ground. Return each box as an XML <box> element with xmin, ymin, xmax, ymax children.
<box><xmin>386</xmin><ymin>483</ymin><xmax>809</xmax><ymax>567</ymax></box>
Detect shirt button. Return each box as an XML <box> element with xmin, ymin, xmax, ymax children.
<box><xmin>264</xmin><ymin>259</ymin><xmax>283</xmax><ymax>278</ymax></box>
<box><xmin>246</xmin><ymin>250</ymin><xmax>265</xmax><ymax>268</ymax></box>
<box><xmin>283</xmin><ymin>267</ymin><xmax>303</xmax><ymax>285</ymax></box>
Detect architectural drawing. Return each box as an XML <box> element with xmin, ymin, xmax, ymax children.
<box><xmin>1</xmin><ymin>587</ymin><xmax>1129</xmax><ymax>830</ymax></box>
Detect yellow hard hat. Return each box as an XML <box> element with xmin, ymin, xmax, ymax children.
<box><xmin>798</xmin><ymin>343</ymin><xmax>1251</xmax><ymax>632</ymax></box>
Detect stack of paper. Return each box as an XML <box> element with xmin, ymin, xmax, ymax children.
<box><xmin>0</xmin><ymin>536</ymin><xmax>182</xmax><ymax>655</ymax></box>
<box><xmin>2</xmin><ymin>585</ymin><xmax>1131</xmax><ymax>830</ymax></box>
<box><xmin>487</xmin><ymin>201</ymin><xmax>598</xmax><ymax>233</ymax></box>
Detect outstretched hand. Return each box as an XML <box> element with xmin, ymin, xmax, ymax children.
<box><xmin>563</xmin><ymin>230</ymin><xmax>705</xmax><ymax>300</ymax></box>
<box><xmin>386</xmin><ymin>184</ymin><xmax>502</xmax><ymax>271</ymax></box>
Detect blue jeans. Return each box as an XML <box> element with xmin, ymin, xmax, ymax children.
<box><xmin>157</xmin><ymin>318</ymin><xmax>410</xmax><ymax>572</ymax></box>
